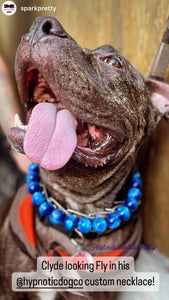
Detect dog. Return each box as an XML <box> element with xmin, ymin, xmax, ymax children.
<box><xmin>1</xmin><ymin>16</ymin><xmax>169</xmax><ymax>300</ymax></box>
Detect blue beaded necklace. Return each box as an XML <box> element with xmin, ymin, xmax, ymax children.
<box><xmin>27</xmin><ymin>163</ymin><xmax>142</xmax><ymax>235</ymax></box>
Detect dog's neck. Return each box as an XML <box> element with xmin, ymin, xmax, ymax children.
<box><xmin>40</xmin><ymin>154</ymin><xmax>135</xmax><ymax>213</ymax></box>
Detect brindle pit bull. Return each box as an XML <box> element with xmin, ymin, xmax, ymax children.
<box><xmin>1</xmin><ymin>16</ymin><xmax>169</xmax><ymax>300</ymax></box>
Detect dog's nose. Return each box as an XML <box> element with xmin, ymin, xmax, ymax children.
<box><xmin>25</xmin><ymin>17</ymin><xmax>68</xmax><ymax>45</ymax></box>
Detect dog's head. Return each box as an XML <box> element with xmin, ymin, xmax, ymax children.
<box><xmin>8</xmin><ymin>17</ymin><xmax>169</xmax><ymax>205</ymax></box>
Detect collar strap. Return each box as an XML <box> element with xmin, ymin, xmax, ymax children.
<box><xmin>27</xmin><ymin>163</ymin><xmax>142</xmax><ymax>237</ymax></box>
<box><xmin>48</xmin><ymin>247</ymin><xmax>123</xmax><ymax>258</ymax></box>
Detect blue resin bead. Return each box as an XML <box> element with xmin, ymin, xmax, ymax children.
<box><xmin>28</xmin><ymin>163</ymin><xmax>39</xmax><ymax>173</ymax></box>
<box><xmin>93</xmin><ymin>217</ymin><xmax>107</xmax><ymax>233</ymax></box>
<box><xmin>125</xmin><ymin>197</ymin><xmax>138</xmax><ymax>212</ymax></box>
<box><xmin>49</xmin><ymin>209</ymin><xmax>64</xmax><ymax>225</ymax></box>
<box><xmin>32</xmin><ymin>192</ymin><xmax>45</xmax><ymax>206</ymax></box>
<box><xmin>127</xmin><ymin>187</ymin><xmax>142</xmax><ymax>200</ymax></box>
<box><xmin>130</xmin><ymin>178</ymin><xmax>142</xmax><ymax>189</ymax></box>
<box><xmin>132</xmin><ymin>172</ymin><xmax>141</xmax><ymax>180</ymax></box>
<box><xmin>77</xmin><ymin>218</ymin><xmax>92</xmax><ymax>234</ymax></box>
<box><xmin>106</xmin><ymin>213</ymin><xmax>121</xmax><ymax>229</ymax></box>
<box><xmin>26</xmin><ymin>171</ymin><xmax>39</xmax><ymax>183</ymax></box>
<box><xmin>39</xmin><ymin>201</ymin><xmax>53</xmax><ymax>216</ymax></box>
<box><xmin>27</xmin><ymin>181</ymin><xmax>41</xmax><ymax>194</ymax></box>
<box><xmin>116</xmin><ymin>206</ymin><xmax>131</xmax><ymax>221</ymax></box>
<box><xmin>63</xmin><ymin>215</ymin><xmax>77</xmax><ymax>230</ymax></box>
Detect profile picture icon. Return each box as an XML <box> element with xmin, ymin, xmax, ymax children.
<box><xmin>2</xmin><ymin>1</ymin><xmax>17</xmax><ymax>16</ymax></box>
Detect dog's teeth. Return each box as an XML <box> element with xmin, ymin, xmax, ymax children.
<box><xmin>14</xmin><ymin>114</ymin><xmax>27</xmax><ymax>130</ymax></box>
<box><xmin>48</xmin><ymin>98</ymin><xmax>55</xmax><ymax>103</ymax></box>
<box><xmin>39</xmin><ymin>82</ymin><xmax>48</xmax><ymax>88</ymax></box>
<box><xmin>36</xmin><ymin>93</ymin><xmax>51</xmax><ymax>103</ymax></box>
<box><xmin>38</xmin><ymin>72</ymin><xmax>44</xmax><ymax>79</ymax></box>
<box><xmin>14</xmin><ymin>114</ymin><xmax>22</xmax><ymax>126</ymax></box>
<box><xmin>27</xmin><ymin>65</ymin><xmax>36</xmax><ymax>72</ymax></box>
<box><xmin>34</xmin><ymin>85</ymin><xmax>45</xmax><ymax>100</ymax></box>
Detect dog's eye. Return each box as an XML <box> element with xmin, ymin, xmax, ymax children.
<box><xmin>103</xmin><ymin>57</ymin><xmax>122</xmax><ymax>69</ymax></box>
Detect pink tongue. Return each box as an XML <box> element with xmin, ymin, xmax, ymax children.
<box><xmin>24</xmin><ymin>103</ymin><xmax>77</xmax><ymax>170</ymax></box>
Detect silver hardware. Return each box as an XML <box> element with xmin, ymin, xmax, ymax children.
<box><xmin>48</xmin><ymin>197</ymin><xmax>69</xmax><ymax>215</ymax></box>
<box><xmin>71</xmin><ymin>228</ymin><xmax>85</xmax><ymax>253</ymax></box>
<box><xmin>40</xmin><ymin>183</ymin><xmax>48</xmax><ymax>199</ymax></box>
<box><xmin>105</xmin><ymin>204</ymin><xmax>122</xmax><ymax>213</ymax></box>
<box><xmin>71</xmin><ymin>239</ymin><xmax>82</xmax><ymax>254</ymax></box>
<box><xmin>88</xmin><ymin>211</ymin><xmax>110</xmax><ymax>218</ymax></box>
<box><xmin>113</xmin><ymin>200</ymin><xmax>124</xmax><ymax>205</ymax></box>
<box><xmin>74</xmin><ymin>228</ymin><xmax>84</xmax><ymax>242</ymax></box>
<box><xmin>67</xmin><ymin>209</ymin><xmax>93</xmax><ymax>219</ymax></box>
<box><xmin>40</xmin><ymin>181</ymin><xmax>141</xmax><ymax>224</ymax></box>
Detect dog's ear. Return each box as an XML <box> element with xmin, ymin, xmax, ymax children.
<box><xmin>145</xmin><ymin>78</ymin><xmax>169</xmax><ymax>121</ymax></box>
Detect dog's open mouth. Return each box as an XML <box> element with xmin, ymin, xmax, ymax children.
<box><xmin>8</xmin><ymin>65</ymin><xmax>125</xmax><ymax>170</ymax></box>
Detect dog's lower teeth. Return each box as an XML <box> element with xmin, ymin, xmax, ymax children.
<box><xmin>36</xmin><ymin>93</ymin><xmax>51</xmax><ymax>103</ymax></box>
<box><xmin>33</xmin><ymin>85</ymin><xmax>45</xmax><ymax>100</ymax></box>
<box><xmin>14</xmin><ymin>114</ymin><xmax>28</xmax><ymax>130</ymax></box>
<box><xmin>14</xmin><ymin>114</ymin><xmax>22</xmax><ymax>126</ymax></box>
